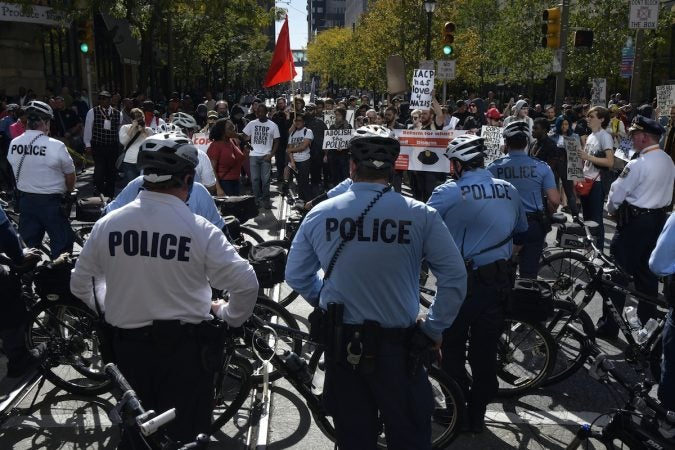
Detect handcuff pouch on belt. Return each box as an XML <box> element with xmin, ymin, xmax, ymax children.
<box><xmin>616</xmin><ymin>201</ymin><xmax>667</xmax><ymax>229</ymax></box>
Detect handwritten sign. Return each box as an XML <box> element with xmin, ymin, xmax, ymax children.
<box><xmin>590</xmin><ymin>79</ymin><xmax>606</xmax><ymax>107</ymax></box>
<box><xmin>410</xmin><ymin>69</ymin><xmax>435</xmax><ymax>111</ymax></box>
<box><xmin>323</xmin><ymin>111</ymin><xmax>336</xmax><ymax>128</ymax></box>
<box><xmin>656</xmin><ymin>85</ymin><xmax>675</xmax><ymax>117</ymax></box>
<box><xmin>615</xmin><ymin>137</ymin><xmax>636</xmax><ymax>162</ymax></box>
<box><xmin>346</xmin><ymin>109</ymin><xmax>355</xmax><ymax>127</ymax></box>
<box><xmin>564</xmin><ymin>136</ymin><xmax>584</xmax><ymax>181</ymax></box>
<box><xmin>481</xmin><ymin>126</ymin><xmax>504</xmax><ymax>164</ymax></box>
<box><xmin>392</xmin><ymin>129</ymin><xmax>465</xmax><ymax>172</ymax></box>
<box><xmin>323</xmin><ymin>129</ymin><xmax>353</xmax><ymax>150</ymax></box>
<box><xmin>191</xmin><ymin>133</ymin><xmax>211</xmax><ymax>152</ymax></box>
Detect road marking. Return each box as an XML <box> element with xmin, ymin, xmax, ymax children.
<box><xmin>486</xmin><ymin>410</ymin><xmax>608</xmax><ymax>426</ymax></box>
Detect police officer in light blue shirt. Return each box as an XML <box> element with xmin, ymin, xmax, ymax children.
<box><xmin>285</xmin><ymin>125</ymin><xmax>467</xmax><ymax>450</ymax></box>
<box><xmin>487</xmin><ymin>121</ymin><xmax>560</xmax><ymax>278</ymax></box>
<box><xmin>428</xmin><ymin>134</ymin><xmax>528</xmax><ymax>433</ymax></box>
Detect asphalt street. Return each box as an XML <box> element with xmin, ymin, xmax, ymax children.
<box><xmin>0</xmin><ymin>170</ymin><xmax>668</xmax><ymax>449</ymax></box>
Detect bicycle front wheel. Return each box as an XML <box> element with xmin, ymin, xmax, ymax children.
<box><xmin>210</xmin><ymin>354</ymin><xmax>254</xmax><ymax>434</ymax></box>
<box><xmin>26</xmin><ymin>299</ymin><xmax>110</xmax><ymax>395</ymax></box>
<box><xmin>496</xmin><ymin>317</ymin><xmax>557</xmax><ymax>397</ymax></box>
<box><xmin>539</xmin><ymin>250</ymin><xmax>594</xmax><ymax>302</ymax></box>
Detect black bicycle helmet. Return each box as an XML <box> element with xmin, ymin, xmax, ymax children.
<box><xmin>349</xmin><ymin>125</ymin><xmax>400</xmax><ymax>169</ymax></box>
<box><xmin>138</xmin><ymin>132</ymin><xmax>199</xmax><ymax>182</ymax></box>
<box><xmin>445</xmin><ymin>134</ymin><xmax>485</xmax><ymax>162</ymax></box>
<box><xmin>502</xmin><ymin>121</ymin><xmax>530</xmax><ymax>138</ymax></box>
<box><xmin>25</xmin><ymin>100</ymin><xmax>54</xmax><ymax>120</ymax></box>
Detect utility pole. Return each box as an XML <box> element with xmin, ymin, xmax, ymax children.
<box><xmin>554</xmin><ymin>0</ymin><xmax>570</xmax><ymax>110</ymax></box>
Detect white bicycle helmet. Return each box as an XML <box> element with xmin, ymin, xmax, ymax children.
<box><xmin>25</xmin><ymin>100</ymin><xmax>54</xmax><ymax>120</ymax></box>
<box><xmin>158</xmin><ymin>122</ymin><xmax>184</xmax><ymax>134</ymax></box>
<box><xmin>349</xmin><ymin>125</ymin><xmax>400</xmax><ymax>169</ymax></box>
<box><xmin>445</xmin><ymin>135</ymin><xmax>485</xmax><ymax>162</ymax></box>
<box><xmin>502</xmin><ymin>121</ymin><xmax>531</xmax><ymax>139</ymax></box>
<box><xmin>171</xmin><ymin>112</ymin><xmax>198</xmax><ymax>130</ymax></box>
<box><xmin>137</xmin><ymin>132</ymin><xmax>199</xmax><ymax>183</ymax></box>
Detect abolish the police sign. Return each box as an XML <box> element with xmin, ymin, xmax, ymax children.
<box><xmin>323</xmin><ymin>129</ymin><xmax>353</xmax><ymax>150</ymax></box>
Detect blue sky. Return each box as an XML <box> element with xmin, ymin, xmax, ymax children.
<box><xmin>275</xmin><ymin>0</ymin><xmax>308</xmax><ymax>80</ymax></box>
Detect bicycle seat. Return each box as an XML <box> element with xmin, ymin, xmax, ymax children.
<box><xmin>550</xmin><ymin>212</ymin><xmax>567</xmax><ymax>224</ymax></box>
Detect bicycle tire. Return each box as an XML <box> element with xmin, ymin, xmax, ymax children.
<box><xmin>539</xmin><ymin>250</ymin><xmax>594</xmax><ymax>302</ymax></box>
<box><xmin>426</xmin><ymin>365</ymin><xmax>466</xmax><ymax>449</ymax></box>
<box><xmin>73</xmin><ymin>224</ymin><xmax>94</xmax><ymax>247</ymax></box>
<box><xmin>246</xmin><ymin>296</ymin><xmax>302</xmax><ymax>384</ymax></box>
<box><xmin>26</xmin><ymin>299</ymin><xmax>111</xmax><ymax>395</ymax></box>
<box><xmin>210</xmin><ymin>354</ymin><xmax>254</xmax><ymax>433</ymax></box>
<box><xmin>238</xmin><ymin>226</ymin><xmax>264</xmax><ymax>246</ymax></box>
<box><xmin>496</xmin><ymin>317</ymin><xmax>557</xmax><ymax>397</ymax></box>
<box><xmin>543</xmin><ymin>299</ymin><xmax>596</xmax><ymax>386</ymax></box>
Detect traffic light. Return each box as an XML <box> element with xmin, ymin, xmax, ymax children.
<box><xmin>541</xmin><ymin>7</ymin><xmax>561</xmax><ymax>49</ymax></box>
<box><xmin>76</xmin><ymin>20</ymin><xmax>94</xmax><ymax>54</ymax></box>
<box><xmin>441</xmin><ymin>22</ymin><xmax>455</xmax><ymax>56</ymax></box>
<box><xmin>573</xmin><ymin>30</ymin><xmax>593</xmax><ymax>48</ymax></box>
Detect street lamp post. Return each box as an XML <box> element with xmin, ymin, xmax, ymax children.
<box><xmin>424</xmin><ymin>0</ymin><xmax>436</xmax><ymax>60</ymax></box>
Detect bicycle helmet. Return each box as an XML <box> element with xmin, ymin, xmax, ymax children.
<box><xmin>502</xmin><ymin>121</ymin><xmax>530</xmax><ymax>138</ymax></box>
<box><xmin>171</xmin><ymin>112</ymin><xmax>198</xmax><ymax>130</ymax></box>
<box><xmin>349</xmin><ymin>125</ymin><xmax>400</xmax><ymax>169</ymax></box>
<box><xmin>158</xmin><ymin>122</ymin><xmax>183</xmax><ymax>134</ymax></box>
<box><xmin>138</xmin><ymin>132</ymin><xmax>199</xmax><ymax>183</ymax></box>
<box><xmin>25</xmin><ymin>100</ymin><xmax>54</xmax><ymax>120</ymax></box>
<box><xmin>445</xmin><ymin>134</ymin><xmax>485</xmax><ymax>162</ymax></box>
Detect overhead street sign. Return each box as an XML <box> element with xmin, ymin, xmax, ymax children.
<box><xmin>629</xmin><ymin>0</ymin><xmax>659</xmax><ymax>29</ymax></box>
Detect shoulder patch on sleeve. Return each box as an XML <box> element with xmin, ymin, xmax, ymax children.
<box><xmin>619</xmin><ymin>167</ymin><xmax>630</xmax><ymax>178</ymax></box>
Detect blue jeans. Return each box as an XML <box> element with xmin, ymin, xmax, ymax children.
<box><xmin>659</xmin><ymin>309</ymin><xmax>675</xmax><ymax>410</ymax></box>
<box><xmin>219</xmin><ymin>179</ymin><xmax>241</xmax><ymax>196</ymax></box>
<box><xmin>120</xmin><ymin>161</ymin><xmax>141</xmax><ymax>186</ymax></box>
<box><xmin>579</xmin><ymin>180</ymin><xmax>605</xmax><ymax>251</ymax></box>
<box><xmin>18</xmin><ymin>193</ymin><xmax>74</xmax><ymax>259</ymax></box>
<box><xmin>249</xmin><ymin>155</ymin><xmax>271</xmax><ymax>204</ymax></box>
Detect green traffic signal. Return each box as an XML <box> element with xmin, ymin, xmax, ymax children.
<box><xmin>80</xmin><ymin>42</ymin><xmax>89</xmax><ymax>53</ymax></box>
<box><xmin>443</xmin><ymin>45</ymin><xmax>453</xmax><ymax>56</ymax></box>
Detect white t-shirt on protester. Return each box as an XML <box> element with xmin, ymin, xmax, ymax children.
<box><xmin>7</xmin><ymin>130</ymin><xmax>75</xmax><ymax>194</ymax></box>
<box><xmin>119</xmin><ymin>125</ymin><xmax>154</xmax><ymax>164</ymax></box>
<box><xmin>242</xmin><ymin>119</ymin><xmax>280</xmax><ymax>157</ymax></box>
<box><xmin>288</xmin><ymin>127</ymin><xmax>314</xmax><ymax>163</ymax></box>
<box><xmin>583</xmin><ymin>129</ymin><xmax>614</xmax><ymax>180</ymax></box>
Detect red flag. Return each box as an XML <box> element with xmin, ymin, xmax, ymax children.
<box><xmin>263</xmin><ymin>16</ymin><xmax>297</xmax><ymax>88</ymax></box>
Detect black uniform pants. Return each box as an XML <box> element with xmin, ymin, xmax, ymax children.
<box><xmin>92</xmin><ymin>144</ymin><xmax>120</xmax><ymax>198</ymax></box>
<box><xmin>323</xmin><ymin>339</ymin><xmax>433</xmax><ymax>450</ymax></box>
<box><xmin>112</xmin><ymin>327</ymin><xmax>212</xmax><ymax>449</ymax></box>
<box><xmin>441</xmin><ymin>269</ymin><xmax>509</xmax><ymax>426</ymax></box>
<box><xmin>599</xmin><ymin>211</ymin><xmax>668</xmax><ymax>332</ymax></box>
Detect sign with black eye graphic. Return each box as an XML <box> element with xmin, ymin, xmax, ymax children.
<box><xmin>393</xmin><ymin>129</ymin><xmax>466</xmax><ymax>172</ymax></box>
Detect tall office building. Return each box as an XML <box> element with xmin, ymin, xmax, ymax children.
<box><xmin>345</xmin><ymin>0</ymin><xmax>368</xmax><ymax>29</ymax></box>
<box><xmin>307</xmin><ymin>0</ymin><xmax>346</xmax><ymax>38</ymax></box>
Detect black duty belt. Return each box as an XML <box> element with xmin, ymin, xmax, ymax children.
<box><xmin>630</xmin><ymin>205</ymin><xmax>669</xmax><ymax>216</ymax></box>
<box><xmin>18</xmin><ymin>191</ymin><xmax>62</xmax><ymax>199</ymax></box>
<box><xmin>343</xmin><ymin>324</ymin><xmax>412</xmax><ymax>340</ymax></box>
<box><xmin>113</xmin><ymin>322</ymin><xmax>200</xmax><ymax>341</ymax></box>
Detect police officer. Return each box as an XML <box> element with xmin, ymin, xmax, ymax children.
<box><xmin>649</xmin><ymin>213</ymin><xmax>675</xmax><ymax>411</ymax></box>
<box><xmin>487</xmin><ymin>121</ymin><xmax>560</xmax><ymax>278</ymax></box>
<box><xmin>70</xmin><ymin>133</ymin><xmax>259</xmax><ymax>446</ymax></box>
<box><xmin>427</xmin><ymin>134</ymin><xmax>528</xmax><ymax>433</ymax></box>
<box><xmin>597</xmin><ymin>116</ymin><xmax>675</xmax><ymax>339</ymax></box>
<box><xmin>7</xmin><ymin>101</ymin><xmax>76</xmax><ymax>259</ymax></box>
<box><xmin>285</xmin><ymin>125</ymin><xmax>467</xmax><ymax>450</ymax></box>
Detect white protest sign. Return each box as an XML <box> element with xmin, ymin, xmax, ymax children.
<box><xmin>323</xmin><ymin>111</ymin><xmax>336</xmax><ymax>128</ymax></box>
<box><xmin>393</xmin><ymin>129</ymin><xmax>466</xmax><ymax>172</ymax></box>
<box><xmin>590</xmin><ymin>79</ymin><xmax>606</xmax><ymax>107</ymax></box>
<box><xmin>410</xmin><ymin>69</ymin><xmax>435</xmax><ymax>111</ymax></box>
<box><xmin>480</xmin><ymin>126</ymin><xmax>504</xmax><ymax>165</ymax></box>
<box><xmin>629</xmin><ymin>0</ymin><xmax>659</xmax><ymax>29</ymax></box>
<box><xmin>323</xmin><ymin>129</ymin><xmax>353</xmax><ymax>151</ymax></box>
<box><xmin>564</xmin><ymin>136</ymin><xmax>584</xmax><ymax>181</ymax></box>
<box><xmin>191</xmin><ymin>133</ymin><xmax>211</xmax><ymax>152</ymax></box>
<box><xmin>346</xmin><ymin>109</ymin><xmax>355</xmax><ymax>127</ymax></box>
<box><xmin>614</xmin><ymin>137</ymin><xmax>636</xmax><ymax>162</ymax></box>
<box><xmin>437</xmin><ymin>60</ymin><xmax>456</xmax><ymax>81</ymax></box>
<box><xmin>655</xmin><ymin>85</ymin><xmax>675</xmax><ymax>117</ymax></box>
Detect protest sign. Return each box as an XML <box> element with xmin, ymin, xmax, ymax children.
<box><xmin>564</xmin><ymin>136</ymin><xmax>584</xmax><ymax>181</ymax></box>
<box><xmin>655</xmin><ymin>85</ymin><xmax>675</xmax><ymax>117</ymax></box>
<box><xmin>323</xmin><ymin>129</ymin><xmax>353</xmax><ymax>150</ymax></box>
<box><xmin>346</xmin><ymin>109</ymin><xmax>355</xmax><ymax>127</ymax></box>
<box><xmin>393</xmin><ymin>129</ymin><xmax>465</xmax><ymax>172</ymax></box>
<box><xmin>614</xmin><ymin>137</ymin><xmax>636</xmax><ymax>162</ymax></box>
<box><xmin>410</xmin><ymin>69</ymin><xmax>434</xmax><ymax>110</ymax></box>
<box><xmin>191</xmin><ymin>133</ymin><xmax>211</xmax><ymax>152</ymax></box>
<box><xmin>590</xmin><ymin>79</ymin><xmax>606</xmax><ymax>107</ymax></box>
<box><xmin>323</xmin><ymin>111</ymin><xmax>336</xmax><ymax>128</ymax></box>
<box><xmin>481</xmin><ymin>126</ymin><xmax>504</xmax><ymax>164</ymax></box>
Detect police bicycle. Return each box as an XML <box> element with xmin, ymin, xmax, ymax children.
<box><xmin>210</xmin><ymin>309</ymin><xmax>467</xmax><ymax>449</ymax></box>
<box><xmin>537</xmin><ymin>219</ymin><xmax>667</xmax><ymax>386</ymax></box>
<box><xmin>105</xmin><ymin>363</ymin><xmax>210</xmax><ymax>449</ymax></box>
<box><xmin>565</xmin><ymin>354</ymin><xmax>675</xmax><ymax>450</ymax></box>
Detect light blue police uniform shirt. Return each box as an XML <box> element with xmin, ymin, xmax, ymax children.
<box><xmin>105</xmin><ymin>176</ymin><xmax>225</xmax><ymax>229</ymax></box>
<box><xmin>649</xmin><ymin>213</ymin><xmax>675</xmax><ymax>277</ymax></box>
<box><xmin>327</xmin><ymin>178</ymin><xmax>353</xmax><ymax>198</ymax></box>
<box><xmin>427</xmin><ymin>168</ymin><xmax>528</xmax><ymax>268</ymax></box>
<box><xmin>285</xmin><ymin>182</ymin><xmax>467</xmax><ymax>341</ymax></box>
<box><xmin>487</xmin><ymin>150</ymin><xmax>556</xmax><ymax>213</ymax></box>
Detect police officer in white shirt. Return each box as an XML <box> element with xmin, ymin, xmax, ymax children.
<box><xmin>7</xmin><ymin>101</ymin><xmax>76</xmax><ymax>259</ymax></box>
<box><xmin>596</xmin><ymin>116</ymin><xmax>675</xmax><ymax>339</ymax></box>
<box><xmin>70</xmin><ymin>133</ymin><xmax>259</xmax><ymax>446</ymax></box>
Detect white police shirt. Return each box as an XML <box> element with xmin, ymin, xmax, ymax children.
<box><xmin>196</xmin><ymin>149</ymin><xmax>217</xmax><ymax>188</ymax></box>
<box><xmin>7</xmin><ymin>130</ymin><xmax>75</xmax><ymax>194</ymax></box>
<box><xmin>606</xmin><ymin>144</ymin><xmax>675</xmax><ymax>214</ymax></box>
<box><xmin>70</xmin><ymin>190</ymin><xmax>259</xmax><ymax>329</ymax></box>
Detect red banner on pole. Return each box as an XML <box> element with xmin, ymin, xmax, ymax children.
<box><xmin>263</xmin><ymin>17</ymin><xmax>297</xmax><ymax>88</ymax></box>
